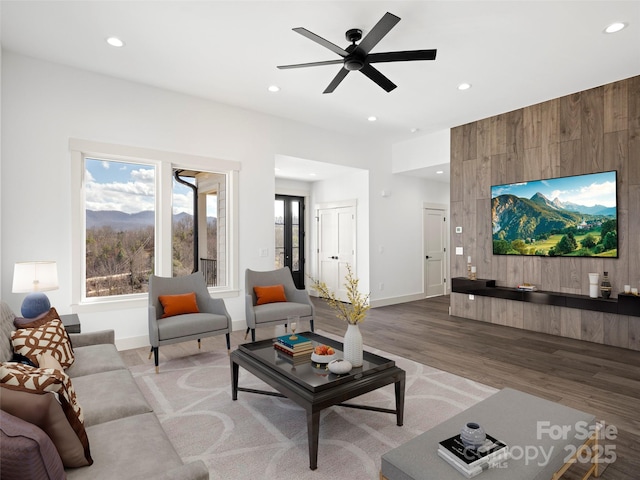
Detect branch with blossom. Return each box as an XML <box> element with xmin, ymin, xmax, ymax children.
<box><xmin>309</xmin><ymin>264</ymin><xmax>370</xmax><ymax>325</ymax></box>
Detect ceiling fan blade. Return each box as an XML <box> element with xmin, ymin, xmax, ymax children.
<box><xmin>367</xmin><ymin>49</ymin><xmax>438</xmax><ymax>63</ymax></box>
<box><xmin>293</xmin><ymin>27</ymin><xmax>349</xmax><ymax>57</ymax></box>
<box><xmin>277</xmin><ymin>59</ymin><xmax>344</xmax><ymax>70</ymax></box>
<box><xmin>360</xmin><ymin>64</ymin><xmax>397</xmax><ymax>92</ymax></box>
<box><xmin>357</xmin><ymin>12</ymin><xmax>401</xmax><ymax>54</ymax></box>
<box><xmin>323</xmin><ymin>68</ymin><xmax>350</xmax><ymax>94</ymax></box>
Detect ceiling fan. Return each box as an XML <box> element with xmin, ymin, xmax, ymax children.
<box><xmin>277</xmin><ymin>12</ymin><xmax>437</xmax><ymax>94</ymax></box>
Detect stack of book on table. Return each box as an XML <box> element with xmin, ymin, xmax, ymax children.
<box><xmin>437</xmin><ymin>433</ymin><xmax>509</xmax><ymax>478</ymax></box>
<box><xmin>273</xmin><ymin>334</ymin><xmax>313</xmax><ymax>362</ymax></box>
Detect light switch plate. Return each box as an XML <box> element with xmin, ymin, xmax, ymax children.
<box><xmin>455</xmin><ymin>247</ymin><xmax>463</xmax><ymax>255</ymax></box>
<box><xmin>455</xmin><ymin>226</ymin><xmax>463</xmax><ymax>233</ymax></box>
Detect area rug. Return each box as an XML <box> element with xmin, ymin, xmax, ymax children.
<box><xmin>129</xmin><ymin>335</ymin><xmax>497</xmax><ymax>480</ymax></box>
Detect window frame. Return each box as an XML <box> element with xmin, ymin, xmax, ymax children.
<box><xmin>70</xmin><ymin>139</ymin><xmax>240</xmax><ymax>312</ymax></box>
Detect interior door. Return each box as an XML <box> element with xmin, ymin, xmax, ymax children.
<box><xmin>424</xmin><ymin>207</ymin><xmax>446</xmax><ymax>297</ymax></box>
<box><xmin>318</xmin><ymin>205</ymin><xmax>355</xmax><ymax>302</ymax></box>
<box><xmin>275</xmin><ymin>195</ymin><xmax>305</xmax><ymax>288</ymax></box>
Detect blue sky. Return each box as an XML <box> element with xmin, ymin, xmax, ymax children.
<box><xmin>491</xmin><ymin>171</ymin><xmax>617</xmax><ymax>207</ymax></box>
<box><xmin>85</xmin><ymin>158</ymin><xmax>209</xmax><ymax>215</ymax></box>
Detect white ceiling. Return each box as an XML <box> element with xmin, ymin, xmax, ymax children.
<box><xmin>2</xmin><ymin>1</ymin><xmax>639</xmax><ymax>183</ymax></box>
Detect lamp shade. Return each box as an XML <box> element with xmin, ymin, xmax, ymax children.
<box><xmin>12</xmin><ymin>261</ymin><xmax>59</xmax><ymax>293</ymax></box>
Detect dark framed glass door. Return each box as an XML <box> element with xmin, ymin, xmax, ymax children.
<box><xmin>275</xmin><ymin>195</ymin><xmax>305</xmax><ymax>289</ymax></box>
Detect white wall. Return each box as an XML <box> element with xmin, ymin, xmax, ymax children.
<box><xmin>392</xmin><ymin>129</ymin><xmax>450</xmax><ymax>173</ymax></box>
<box><xmin>1</xmin><ymin>51</ymin><xmax>448</xmax><ymax>348</ymax></box>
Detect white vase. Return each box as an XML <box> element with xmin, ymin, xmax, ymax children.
<box><xmin>588</xmin><ymin>273</ymin><xmax>599</xmax><ymax>298</ymax></box>
<box><xmin>343</xmin><ymin>323</ymin><xmax>363</xmax><ymax>367</ymax></box>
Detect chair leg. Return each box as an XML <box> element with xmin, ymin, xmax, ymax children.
<box><xmin>153</xmin><ymin>347</ymin><xmax>159</xmax><ymax>374</ymax></box>
<box><xmin>244</xmin><ymin>327</ymin><xmax>250</xmax><ymax>340</ymax></box>
<box><xmin>284</xmin><ymin>323</ymin><xmax>287</xmax><ymax>332</ymax></box>
<box><xmin>198</xmin><ymin>338</ymin><xmax>201</xmax><ymax>350</ymax></box>
<box><xmin>226</xmin><ymin>333</ymin><xmax>231</xmax><ymax>353</ymax></box>
<box><xmin>148</xmin><ymin>346</ymin><xmax>153</xmax><ymax>360</ymax></box>
<box><xmin>310</xmin><ymin>319</ymin><xmax>315</xmax><ymax>332</ymax></box>
<box><xmin>251</xmin><ymin>329</ymin><xmax>256</xmax><ymax>342</ymax></box>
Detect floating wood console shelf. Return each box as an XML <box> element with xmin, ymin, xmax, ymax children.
<box><xmin>451</xmin><ymin>278</ymin><xmax>640</xmax><ymax>317</ymax></box>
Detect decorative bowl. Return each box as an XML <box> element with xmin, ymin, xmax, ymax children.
<box><xmin>311</xmin><ymin>352</ymin><xmax>336</xmax><ymax>364</ymax></box>
<box><xmin>328</xmin><ymin>359</ymin><xmax>352</xmax><ymax>374</ymax></box>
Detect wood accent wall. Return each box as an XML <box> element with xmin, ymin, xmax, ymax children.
<box><xmin>450</xmin><ymin>75</ymin><xmax>640</xmax><ymax>351</ymax></box>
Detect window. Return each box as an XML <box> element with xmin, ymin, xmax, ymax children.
<box><xmin>85</xmin><ymin>158</ymin><xmax>155</xmax><ymax>297</ymax></box>
<box><xmin>70</xmin><ymin>139</ymin><xmax>239</xmax><ymax>306</ymax></box>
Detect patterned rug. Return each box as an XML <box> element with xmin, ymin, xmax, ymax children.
<box><xmin>129</xmin><ymin>334</ymin><xmax>497</xmax><ymax>480</ymax></box>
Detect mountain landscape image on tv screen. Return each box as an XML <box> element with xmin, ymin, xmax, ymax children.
<box><xmin>491</xmin><ymin>171</ymin><xmax>617</xmax><ymax>257</ymax></box>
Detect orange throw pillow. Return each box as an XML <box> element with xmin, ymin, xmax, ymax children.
<box><xmin>254</xmin><ymin>284</ymin><xmax>287</xmax><ymax>305</ymax></box>
<box><xmin>159</xmin><ymin>292</ymin><xmax>199</xmax><ymax>318</ymax></box>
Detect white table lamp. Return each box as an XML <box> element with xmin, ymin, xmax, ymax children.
<box><xmin>12</xmin><ymin>261</ymin><xmax>59</xmax><ymax>318</ymax></box>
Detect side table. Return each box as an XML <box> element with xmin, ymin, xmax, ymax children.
<box><xmin>60</xmin><ymin>313</ymin><xmax>81</xmax><ymax>333</ymax></box>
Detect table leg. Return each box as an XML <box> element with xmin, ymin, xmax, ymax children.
<box><xmin>306</xmin><ymin>410</ymin><xmax>321</xmax><ymax>470</ymax></box>
<box><xmin>231</xmin><ymin>359</ymin><xmax>239</xmax><ymax>401</ymax></box>
<box><xmin>395</xmin><ymin>372</ymin><xmax>405</xmax><ymax>426</ymax></box>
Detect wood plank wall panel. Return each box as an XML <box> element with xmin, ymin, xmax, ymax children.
<box><xmin>628</xmin><ymin>77</ymin><xmax>640</xmax><ymax>184</ymax></box>
<box><xmin>581</xmin><ymin>85</ymin><xmax>605</xmax><ymax>173</ymax></box>
<box><xmin>603</xmin><ymin>314</ymin><xmax>629</xmax><ymax>349</ymax></box>
<box><xmin>450</xmin><ymin>75</ymin><xmax>640</xmax><ymax>350</ymax></box>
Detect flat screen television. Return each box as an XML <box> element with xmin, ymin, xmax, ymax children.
<box><xmin>491</xmin><ymin>171</ymin><xmax>617</xmax><ymax>257</ymax></box>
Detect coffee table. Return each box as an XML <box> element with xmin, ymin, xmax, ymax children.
<box><xmin>230</xmin><ymin>331</ymin><xmax>406</xmax><ymax>470</ymax></box>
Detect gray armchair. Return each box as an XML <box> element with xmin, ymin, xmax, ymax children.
<box><xmin>148</xmin><ymin>272</ymin><xmax>231</xmax><ymax>372</ymax></box>
<box><xmin>245</xmin><ymin>267</ymin><xmax>315</xmax><ymax>342</ymax></box>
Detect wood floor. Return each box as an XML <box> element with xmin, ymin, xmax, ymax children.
<box><xmin>121</xmin><ymin>295</ymin><xmax>640</xmax><ymax>480</ymax></box>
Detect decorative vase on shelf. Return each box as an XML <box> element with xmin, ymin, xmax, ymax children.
<box><xmin>343</xmin><ymin>324</ymin><xmax>363</xmax><ymax>368</ymax></box>
<box><xmin>588</xmin><ymin>273</ymin><xmax>599</xmax><ymax>298</ymax></box>
<box><xmin>600</xmin><ymin>271</ymin><xmax>612</xmax><ymax>299</ymax></box>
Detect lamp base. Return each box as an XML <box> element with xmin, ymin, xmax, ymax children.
<box><xmin>21</xmin><ymin>292</ymin><xmax>51</xmax><ymax>318</ymax></box>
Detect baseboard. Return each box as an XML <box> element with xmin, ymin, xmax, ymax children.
<box><xmin>370</xmin><ymin>292</ymin><xmax>426</xmax><ymax>308</ymax></box>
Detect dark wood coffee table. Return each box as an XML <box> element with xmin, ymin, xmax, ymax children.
<box><xmin>230</xmin><ymin>331</ymin><xmax>406</xmax><ymax>470</ymax></box>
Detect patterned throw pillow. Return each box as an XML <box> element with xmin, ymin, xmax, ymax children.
<box><xmin>0</xmin><ymin>363</ymin><xmax>92</xmax><ymax>467</ymax></box>
<box><xmin>11</xmin><ymin>318</ymin><xmax>74</xmax><ymax>369</ymax></box>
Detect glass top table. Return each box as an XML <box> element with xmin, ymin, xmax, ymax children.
<box><xmin>230</xmin><ymin>331</ymin><xmax>406</xmax><ymax>470</ymax></box>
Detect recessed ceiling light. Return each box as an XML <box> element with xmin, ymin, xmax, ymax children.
<box><xmin>457</xmin><ymin>83</ymin><xmax>472</xmax><ymax>91</ymax></box>
<box><xmin>410</xmin><ymin>128</ymin><xmax>420</xmax><ymax>133</ymax></box>
<box><xmin>309</xmin><ymin>173</ymin><xmax>317</xmax><ymax>177</ymax></box>
<box><xmin>106</xmin><ymin>37</ymin><xmax>125</xmax><ymax>48</ymax></box>
<box><xmin>268</xmin><ymin>85</ymin><xmax>280</xmax><ymax>92</ymax></box>
<box><xmin>604</xmin><ymin>22</ymin><xmax>626</xmax><ymax>34</ymax></box>
<box><xmin>368</xmin><ymin>116</ymin><xmax>377</xmax><ymax>122</ymax></box>
<box><xmin>436</xmin><ymin>170</ymin><xmax>444</xmax><ymax>175</ymax></box>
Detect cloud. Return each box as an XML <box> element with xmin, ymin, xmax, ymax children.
<box><xmin>86</xmin><ymin>168</ymin><xmax>155</xmax><ymax>213</ymax></box>
<box><xmin>561</xmin><ymin>181</ymin><xmax>616</xmax><ymax>207</ymax></box>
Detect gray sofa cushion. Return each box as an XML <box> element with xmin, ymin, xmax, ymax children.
<box><xmin>254</xmin><ymin>302</ymin><xmax>312</xmax><ymax>324</ymax></box>
<box><xmin>157</xmin><ymin>312</ymin><xmax>228</xmax><ymax>341</ymax></box>
<box><xmin>71</xmin><ymin>369</ymin><xmax>152</xmax><ymax>427</ymax></box>
<box><xmin>66</xmin><ymin>413</ymin><xmax>190</xmax><ymax>480</ymax></box>
<box><xmin>66</xmin><ymin>344</ymin><xmax>127</xmax><ymax>378</ymax></box>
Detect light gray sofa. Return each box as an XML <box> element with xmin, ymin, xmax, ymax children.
<box><xmin>0</xmin><ymin>301</ymin><xmax>209</xmax><ymax>480</ymax></box>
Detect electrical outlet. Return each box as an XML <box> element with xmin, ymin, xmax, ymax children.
<box><xmin>456</xmin><ymin>247</ymin><xmax>463</xmax><ymax>255</ymax></box>
<box><xmin>469</xmin><ymin>294</ymin><xmax>475</xmax><ymax>300</ymax></box>
<box><xmin>259</xmin><ymin>248</ymin><xmax>268</xmax><ymax>257</ymax></box>
<box><xmin>379</xmin><ymin>283</ymin><xmax>384</xmax><ymax>291</ymax></box>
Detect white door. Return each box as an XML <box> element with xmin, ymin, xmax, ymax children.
<box><xmin>424</xmin><ymin>207</ymin><xmax>446</xmax><ymax>297</ymax></box>
<box><xmin>318</xmin><ymin>205</ymin><xmax>356</xmax><ymax>302</ymax></box>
